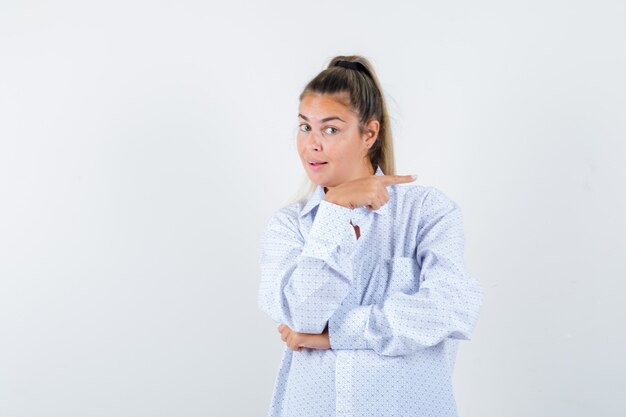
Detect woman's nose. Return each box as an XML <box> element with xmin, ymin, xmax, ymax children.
<box><xmin>308</xmin><ymin>131</ymin><xmax>322</xmax><ymax>150</ymax></box>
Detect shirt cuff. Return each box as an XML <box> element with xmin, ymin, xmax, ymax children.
<box><xmin>328</xmin><ymin>304</ymin><xmax>372</xmax><ymax>350</ymax></box>
<box><xmin>300</xmin><ymin>199</ymin><xmax>358</xmax><ymax>259</ymax></box>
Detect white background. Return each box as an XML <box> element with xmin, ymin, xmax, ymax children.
<box><xmin>1</xmin><ymin>1</ymin><xmax>625</xmax><ymax>416</ymax></box>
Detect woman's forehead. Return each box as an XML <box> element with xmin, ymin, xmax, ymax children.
<box><xmin>298</xmin><ymin>92</ymin><xmax>356</xmax><ymax>120</ymax></box>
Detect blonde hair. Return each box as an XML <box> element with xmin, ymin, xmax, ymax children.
<box><xmin>290</xmin><ymin>55</ymin><xmax>396</xmax><ymax>204</ymax></box>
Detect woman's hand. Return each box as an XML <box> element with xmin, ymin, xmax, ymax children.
<box><xmin>324</xmin><ymin>174</ymin><xmax>416</xmax><ymax>210</ymax></box>
<box><xmin>278</xmin><ymin>323</ymin><xmax>331</xmax><ymax>351</ymax></box>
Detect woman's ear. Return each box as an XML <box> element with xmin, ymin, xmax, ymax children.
<box><xmin>363</xmin><ymin>119</ymin><xmax>380</xmax><ymax>147</ymax></box>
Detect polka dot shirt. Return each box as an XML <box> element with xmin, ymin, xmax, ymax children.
<box><xmin>258</xmin><ymin>165</ymin><xmax>483</xmax><ymax>417</ymax></box>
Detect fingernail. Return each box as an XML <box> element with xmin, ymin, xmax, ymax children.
<box><xmin>411</xmin><ymin>174</ymin><xmax>418</xmax><ymax>179</ymax></box>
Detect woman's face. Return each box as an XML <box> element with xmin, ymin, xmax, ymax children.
<box><xmin>297</xmin><ymin>92</ymin><xmax>378</xmax><ymax>189</ymax></box>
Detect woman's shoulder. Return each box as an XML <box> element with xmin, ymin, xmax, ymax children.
<box><xmin>393</xmin><ymin>182</ymin><xmax>456</xmax><ymax>202</ymax></box>
<box><xmin>392</xmin><ymin>183</ymin><xmax>460</xmax><ymax>216</ymax></box>
<box><xmin>262</xmin><ymin>199</ymin><xmax>305</xmax><ymax>234</ymax></box>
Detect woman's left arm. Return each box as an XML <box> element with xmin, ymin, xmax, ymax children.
<box><xmin>326</xmin><ymin>187</ymin><xmax>484</xmax><ymax>356</ymax></box>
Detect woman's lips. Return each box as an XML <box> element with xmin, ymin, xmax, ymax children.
<box><xmin>308</xmin><ymin>161</ymin><xmax>327</xmax><ymax>171</ymax></box>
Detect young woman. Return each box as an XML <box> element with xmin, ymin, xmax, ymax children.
<box><xmin>258</xmin><ymin>55</ymin><xmax>483</xmax><ymax>417</ymax></box>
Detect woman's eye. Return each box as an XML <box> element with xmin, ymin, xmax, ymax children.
<box><xmin>324</xmin><ymin>127</ymin><xmax>338</xmax><ymax>134</ymax></box>
<box><xmin>298</xmin><ymin>124</ymin><xmax>311</xmax><ymax>132</ymax></box>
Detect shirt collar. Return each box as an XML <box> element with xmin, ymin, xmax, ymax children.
<box><xmin>299</xmin><ymin>165</ymin><xmax>391</xmax><ymax>218</ymax></box>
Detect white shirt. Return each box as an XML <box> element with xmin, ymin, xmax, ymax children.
<box><xmin>258</xmin><ymin>165</ymin><xmax>484</xmax><ymax>416</ymax></box>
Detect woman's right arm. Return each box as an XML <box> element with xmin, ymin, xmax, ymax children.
<box><xmin>257</xmin><ymin>199</ymin><xmax>359</xmax><ymax>334</ymax></box>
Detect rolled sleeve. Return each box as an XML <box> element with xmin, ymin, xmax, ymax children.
<box><xmin>328</xmin><ymin>304</ymin><xmax>371</xmax><ymax>350</ymax></box>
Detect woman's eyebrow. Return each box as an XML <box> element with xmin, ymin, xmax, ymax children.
<box><xmin>298</xmin><ymin>114</ymin><xmax>346</xmax><ymax>123</ymax></box>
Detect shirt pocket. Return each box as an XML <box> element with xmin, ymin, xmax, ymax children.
<box><xmin>384</xmin><ymin>256</ymin><xmax>421</xmax><ymax>295</ymax></box>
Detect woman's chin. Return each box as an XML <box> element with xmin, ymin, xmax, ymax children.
<box><xmin>304</xmin><ymin>168</ymin><xmax>339</xmax><ymax>189</ymax></box>
<box><xmin>311</xmin><ymin>178</ymin><xmax>337</xmax><ymax>189</ymax></box>
<box><xmin>305</xmin><ymin>171</ymin><xmax>325</xmax><ymax>184</ymax></box>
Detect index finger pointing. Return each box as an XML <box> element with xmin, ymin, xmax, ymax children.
<box><xmin>379</xmin><ymin>174</ymin><xmax>417</xmax><ymax>185</ymax></box>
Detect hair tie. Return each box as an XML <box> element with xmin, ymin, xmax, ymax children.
<box><xmin>335</xmin><ymin>60</ymin><xmax>366</xmax><ymax>72</ymax></box>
